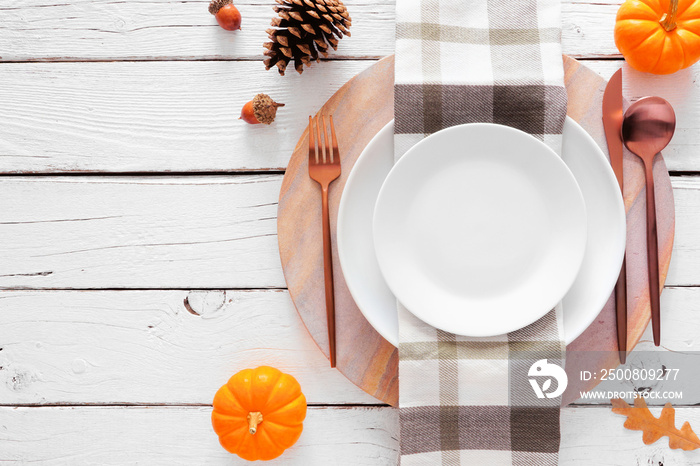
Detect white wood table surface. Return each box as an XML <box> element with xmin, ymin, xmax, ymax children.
<box><xmin>2</xmin><ymin>1</ymin><xmax>700</xmax><ymax>464</ymax></box>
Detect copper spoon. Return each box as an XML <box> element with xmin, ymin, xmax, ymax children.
<box><xmin>621</xmin><ymin>96</ymin><xmax>676</xmax><ymax>347</ymax></box>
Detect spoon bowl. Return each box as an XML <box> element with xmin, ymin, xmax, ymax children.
<box><xmin>622</xmin><ymin>97</ymin><xmax>676</xmax><ymax>162</ymax></box>
<box><xmin>621</xmin><ymin>96</ymin><xmax>675</xmax><ymax>347</ymax></box>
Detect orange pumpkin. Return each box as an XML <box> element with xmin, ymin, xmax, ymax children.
<box><xmin>615</xmin><ymin>0</ymin><xmax>700</xmax><ymax>74</ymax></box>
<box><xmin>211</xmin><ymin>366</ymin><xmax>307</xmax><ymax>461</ymax></box>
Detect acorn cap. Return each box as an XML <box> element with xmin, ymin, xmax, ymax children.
<box><xmin>252</xmin><ymin>93</ymin><xmax>285</xmax><ymax>125</ymax></box>
<box><xmin>209</xmin><ymin>0</ymin><xmax>232</xmax><ymax>15</ymax></box>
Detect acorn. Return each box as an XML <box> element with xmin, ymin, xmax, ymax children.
<box><xmin>209</xmin><ymin>0</ymin><xmax>242</xmax><ymax>31</ymax></box>
<box><xmin>240</xmin><ymin>94</ymin><xmax>285</xmax><ymax>125</ymax></box>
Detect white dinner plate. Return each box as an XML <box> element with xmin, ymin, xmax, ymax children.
<box><xmin>372</xmin><ymin>124</ymin><xmax>587</xmax><ymax>337</ymax></box>
<box><xmin>337</xmin><ymin>118</ymin><xmax>626</xmax><ymax>344</ymax></box>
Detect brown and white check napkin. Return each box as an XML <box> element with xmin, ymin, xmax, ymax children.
<box><xmin>394</xmin><ymin>0</ymin><xmax>568</xmax><ymax>464</ymax></box>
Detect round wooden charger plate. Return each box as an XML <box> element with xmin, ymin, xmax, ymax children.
<box><xmin>277</xmin><ymin>55</ymin><xmax>675</xmax><ymax>406</ymax></box>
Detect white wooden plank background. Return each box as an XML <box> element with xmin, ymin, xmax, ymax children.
<box><xmin>2</xmin><ymin>0</ymin><xmax>700</xmax><ymax>464</ymax></box>
<box><xmin>0</xmin><ymin>176</ymin><xmax>699</xmax><ymax>288</ymax></box>
<box><xmin>1</xmin><ymin>60</ymin><xmax>699</xmax><ymax>173</ymax></box>
<box><xmin>0</xmin><ymin>287</ymin><xmax>697</xmax><ymax>406</ymax></box>
<box><xmin>0</xmin><ymin>176</ymin><xmax>285</xmax><ymax>288</ymax></box>
<box><xmin>0</xmin><ymin>61</ymin><xmax>373</xmax><ymax>173</ymax></box>
<box><xmin>2</xmin><ymin>405</ymin><xmax>699</xmax><ymax>465</ymax></box>
<box><xmin>0</xmin><ymin>0</ymin><xmax>620</xmax><ymax>61</ymax></box>
<box><xmin>0</xmin><ymin>289</ymin><xmax>377</xmax><ymax>405</ymax></box>
<box><xmin>0</xmin><ymin>406</ymin><xmax>401</xmax><ymax>465</ymax></box>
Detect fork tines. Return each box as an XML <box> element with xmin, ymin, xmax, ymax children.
<box><xmin>308</xmin><ymin>115</ymin><xmax>340</xmax><ymax>168</ymax></box>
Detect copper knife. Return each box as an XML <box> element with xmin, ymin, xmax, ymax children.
<box><xmin>602</xmin><ymin>69</ymin><xmax>627</xmax><ymax>364</ymax></box>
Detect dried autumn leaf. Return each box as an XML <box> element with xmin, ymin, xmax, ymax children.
<box><xmin>611</xmin><ymin>397</ymin><xmax>700</xmax><ymax>451</ymax></box>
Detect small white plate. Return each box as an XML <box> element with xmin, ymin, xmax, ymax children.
<box><xmin>371</xmin><ymin>123</ymin><xmax>587</xmax><ymax>337</ymax></box>
<box><xmin>338</xmin><ymin>118</ymin><xmax>625</xmax><ymax>343</ymax></box>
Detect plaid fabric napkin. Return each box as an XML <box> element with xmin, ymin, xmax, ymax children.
<box><xmin>394</xmin><ymin>0</ymin><xmax>568</xmax><ymax>464</ymax></box>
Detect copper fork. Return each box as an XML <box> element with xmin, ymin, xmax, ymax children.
<box><xmin>308</xmin><ymin>115</ymin><xmax>341</xmax><ymax>368</ymax></box>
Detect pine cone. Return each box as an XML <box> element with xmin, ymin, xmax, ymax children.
<box><xmin>263</xmin><ymin>0</ymin><xmax>351</xmax><ymax>75</ymax></box>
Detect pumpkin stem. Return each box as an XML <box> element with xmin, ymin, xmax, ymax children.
<box><xmin>660</xmin><ymin>0</ymin><xmax>679</xmax><ymax>32</ymax></box>
<box><xmin>247</xmin><ymin>412</ymin><xmax>263</xmax><ymax>435</ymax></box>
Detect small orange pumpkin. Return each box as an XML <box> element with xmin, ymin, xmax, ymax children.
<box><xmin>615</xmin><ymin>0</ymin><xmax>700</xmax><ymax>74</ymax></box>
<box><xmin>211</xmin><ymin>366</ymin><xmax>307</xmax><ymax>461</ymax></box>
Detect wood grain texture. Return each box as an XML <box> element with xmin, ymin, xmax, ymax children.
<box><xmin>4</xmin><ymin>175</ymin><xmax>700</xmax><ymax>290</ymax></box>
<box><xmin>0</xmin><ymin>405</ymin><xmax>400</xmax><ymax>465</ymax></box>
<box><xmin>0</xmin><ymin>0</ymin><xmax>394</xmax><ymax>62</ymax></box>
<box><xmin>0</xmin><ymin>175</ymin><xmax>285</xmax><ymax>289</ymax></box>
<box><xmin>278</xmin><ymin>56</ymin><xmax>675</xmax><ymax>406</ymax></box>
<box><xmin>0</xmin><ymin>0</ymin><xmax>621</xmax><ymax>61</ymax></box>
<box><xmin>0</xmin><ymin>60</ymin><xmax>374</xmax><ymax>173</ymax></box>
<box><xmin>0</xmin><ymin>290</ymin><xmax>377</xmax><ymax>405</ymax></box>
<box><xmin>278</xmin><ymin>56</ymin><xmax>398</xmax><ymax>406</ymax></box>
<box><xmin>1</xmin><ymin>59</ymin><xmax>700</xmax><ymax>173</ymax></box>
<box><xmin>4</xmin><ymin>405</ymin><xmax>700</xmax><ymax>465</ymax></box>
<box><xmin>0</xmin><ymin>288</ymin><xmax>698</xmax><ymax>406</ymax></box>
<box><xmin>561</xmin><ymin>405</ymin><xmax>700</xmax><ymax>465</ymax></box>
